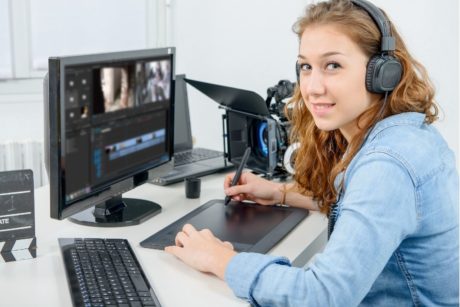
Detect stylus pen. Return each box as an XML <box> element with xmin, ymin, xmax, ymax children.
<box><xmin>224</xmin><ymin>147</ymin><xmax>252</xmax><ymax>206</ymax></box>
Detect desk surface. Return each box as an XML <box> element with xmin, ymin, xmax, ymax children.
<box><xmin>0</xmin><ymin>172</ymin><xmax>327</xmax><ymax>306</ymax></box>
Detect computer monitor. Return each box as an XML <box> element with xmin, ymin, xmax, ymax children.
<box><xmin>44</xmin><ymin>48</ymin><xmax>175</xmax><ymax>227</ymax></box>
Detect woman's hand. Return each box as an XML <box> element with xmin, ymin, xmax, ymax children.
<box><xmin>224</xmin><ymin>172</ymin><xmax>284</xmax><ymax>206</ymax></box>
<box><xmin>165</xmin><ymin>224</ymin><xmax>237</xmax><ymax>280</ymax></box>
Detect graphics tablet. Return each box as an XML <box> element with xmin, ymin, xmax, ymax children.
<box><xmin>140</xmin><ymin>199</ymin><xmax>309</xmax><ymax>253</ymax></box>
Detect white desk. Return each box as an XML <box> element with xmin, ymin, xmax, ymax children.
<box><xmin>0</xmin><ymin>172</ymin><xmax>327</xmax><ymax>306</ymax></box>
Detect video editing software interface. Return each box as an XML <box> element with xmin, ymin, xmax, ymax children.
<box><xmin>63</xmin><ymin>56</ymin><xmax>172</xmax><ymax>208</ymax></box>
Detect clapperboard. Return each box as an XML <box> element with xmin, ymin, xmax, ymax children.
<box><xmin>0</xmin><ymin>170</ymin><xmax>36</xmax><ymax>262</ymax></box>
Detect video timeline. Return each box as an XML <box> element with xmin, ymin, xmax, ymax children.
<box><xmin>105</xmin><ymin>129</ymin><xmax>166</xmax><ymax>161</ymax></box>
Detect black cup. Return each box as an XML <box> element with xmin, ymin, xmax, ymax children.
<box><xmin>185</xmin><ymin>177</ymin><xmax>201</xmax><ymax>199</ymax></box>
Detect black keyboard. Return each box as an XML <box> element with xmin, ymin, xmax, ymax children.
<box><xmin>59</xmin><ymin>238</ymin><xmax>161</xmax><ymax>307</ymax></box>
<box><xmin>174</xmin><ymin>148</ymin><xmax>223</xmax><ymax>166</ymax></box>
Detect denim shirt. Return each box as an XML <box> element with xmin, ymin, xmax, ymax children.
<box><xmin>225</xmin><ymin>112</ymin><xmax>459</xmax><ymax>306</ymax></box>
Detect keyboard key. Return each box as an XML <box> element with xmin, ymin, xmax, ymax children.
<box><xmin>130</xmin><ymin>273</ymin><xmax>149</xmax><ymax>292</ymax></box>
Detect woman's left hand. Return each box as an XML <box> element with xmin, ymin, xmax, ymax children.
<box><xmin>165</xmin><ymin>224</ymin><xmax>237</xmax><ymax>279</ymax></box>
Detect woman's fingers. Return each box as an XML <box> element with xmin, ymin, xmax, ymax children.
<box><xmin>174</xmin><ymin>224</ymin><xmax>201</xmax><ymax>247</ymax></box>
<box><xmin>200</xmin><ymin>228</ymin><xmax>214</xmax><ymax>239</ymax></box>
<box><xmin>182</xmin><ymin>223</ymin><xmax>197</xmax><ymax>235</ymax></box>
<box><xmin>173</xmin><ymin>224</ymin><xmax>233</xmax><ymax>252</ymax></box>
<box><xmin>223</xmin><ymin>172</ymin><xmax>236</xmax><ymax>188</ymax></box>
<box><xmin>225</xmin><ymin>183</ymin><xmax>252</xmax><ymax>197</ymax></box>
<box><xmin>164</xmin><ymin>245</ymin><xmax>182</xmax><ymax>257</ymax></box>
<box><xmin>224</xmin><ymin>171</ymin><xmax>253</xmax><ymax>189</ymax></box>
<box><xmin>222</xmin><ymin>241</ymin><xmax>234</xmax><ymax>250</ymax></box>
<box><xmin>174</xmin><ymin>231</ymin><xmax>189</xmax><ymax>247</ymax></box>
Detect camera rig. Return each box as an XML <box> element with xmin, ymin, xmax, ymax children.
<box><xmin>185</xmin><ymin>78</ymin><xmax>296</xmax><ymax>179</ymax></box>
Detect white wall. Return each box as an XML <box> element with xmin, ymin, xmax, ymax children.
<box><xmin>171</xmin><ymin>0</ymin><xmax>459</xmax><ymax>159</ymax></box>
<box><xmin>0</xmin><ymin>0</ymin><xmax>12</xmax><ymax>78</ymax></box>
<box><xmin>0</xmin><ymin>0</ymin><xmax>458</xmax><ymax>160</ymax></box>
<box><xmin>0</xmin><ymin>80</ymin><xmax>44</xmax><ymax>142</ymax></box>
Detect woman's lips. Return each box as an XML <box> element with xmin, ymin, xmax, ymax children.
<box><xmin>310</xmin><ymin>102</ymin><xmax>335</xmax><ymax>116</ymax></box>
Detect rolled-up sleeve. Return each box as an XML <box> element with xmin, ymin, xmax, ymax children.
<box><xmin>225</xmin><ymin>252</ymin><xmax>290</xmax><ymax>304</ymax></box>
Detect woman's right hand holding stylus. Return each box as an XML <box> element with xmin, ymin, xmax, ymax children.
<box><xmin>223</xmin><ymin>172</ymin><xmax>284</xmax><ymax>206</ymax></box>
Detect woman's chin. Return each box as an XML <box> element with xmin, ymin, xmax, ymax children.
<box><xmin>313</xmin><ymin>120</ymin><xmax>337</xmax><ymax>132</ymax></box>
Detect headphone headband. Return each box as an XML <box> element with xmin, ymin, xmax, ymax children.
<box><xmin>351</xmin><ymin>0</ymin><xmax>395</xmax><ymax>52</ymax></box>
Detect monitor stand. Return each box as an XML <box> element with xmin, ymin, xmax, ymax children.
<box><xmin>68</xmin><ymin>195</ymin><xmax>161</xmax><ymax>227</ymax></box>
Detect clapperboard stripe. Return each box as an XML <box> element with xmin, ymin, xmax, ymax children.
<box><xmin>0</xmin><ymin>190</ymin><xmax>31</xmax><ymax>196</ymax></box>
<box><xmin>0</xmin><ymin>226</ymin><xmax>32</xmax><ymax>232</ymax></box>
<box><xmin>0</xmin><ymin>237</ymin><xmax>37</xmax><ymax>262</ymax></box>
<box><xmin>0</xmin><ymin>211</ymin><xmax>32</xmax><ymax>233</ymax></box>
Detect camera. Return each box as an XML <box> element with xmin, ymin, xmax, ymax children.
<box><xmin>184</xmin><ymin>78</ymin><xmax>297</xmax><ymax>179</ymax></box>
<box><xmin>226</xmin><ymin>80</ymin><xmax>296</xmax><ymax>178</ymax></box>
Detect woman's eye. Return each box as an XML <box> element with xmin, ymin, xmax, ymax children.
<box><xmin>325</xmin><ymin>62</ymin><xmax>341</xmax><ymax>70</ymax></box>
<box><xmin>300</xmin><ymin>63</ymin><xmax>311</xmax><ymax>71</ymax></box>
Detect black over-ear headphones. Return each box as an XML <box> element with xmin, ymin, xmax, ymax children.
<box><xmin>296</xmin><ymin>0</ymin><xmax>402</xmax><ymax>94</ymax></box>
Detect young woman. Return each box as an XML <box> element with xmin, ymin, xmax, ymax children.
<box><xmin>165</xmin><ymin>0</ymin><xmax>459</xmax><ymax>305</ymax></box>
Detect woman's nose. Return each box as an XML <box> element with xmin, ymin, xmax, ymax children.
<box><xmin>302</xmin><ymin>70</ymin><xmax>326</xmax><ymax>97</ymax></box>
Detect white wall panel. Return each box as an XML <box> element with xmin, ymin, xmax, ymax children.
<box><xmin>0</xmin><ymin>0</ymin><xmax>12</xmax><ymax>78</ymax></box>
<box><xmin>30</xmin><ymin>0</ymin><xmax>149</xmax><ymax>70</ymax></box>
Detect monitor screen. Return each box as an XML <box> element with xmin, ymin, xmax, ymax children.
<box><xmin>44</xmin><ymin>48</ymin><xmax>175</xmax><ymax>227</ymax></box>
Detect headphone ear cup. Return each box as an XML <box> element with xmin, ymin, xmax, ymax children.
<box><xmin>295</xmin><ymin>62</ymin><xmax>300</xmax><ymax>84</ymax></box>
<box><xmin>380</xmin><ymin>57</ymin><xmax>402</xmax><ymax>91</ymax></box>
<box><xmin>366</xmin><ymin>55</ymin><xmax>402</xmax><ymax>94</ymax></box>
<box><xmin>365</xmin><ymin>55</ymin><xmax>380</xmax><ymax>93</ymax></box>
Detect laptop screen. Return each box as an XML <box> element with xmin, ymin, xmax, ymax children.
<box><xmin>174</xmin><ymin>74</ymin><xmax>194</xmax><ymax>152</ymax></box>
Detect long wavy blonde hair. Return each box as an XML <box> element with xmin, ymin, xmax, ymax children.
<box><xmin>286</xmin><ymin>0</ymin><xmax>438</xmax><ymax>215</ymax></box>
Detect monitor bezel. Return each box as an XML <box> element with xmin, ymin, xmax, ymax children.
<box><xmin>47</xmin><ymin>48</ymin><xmax>175</xmax><ymax>220</ymax></box>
